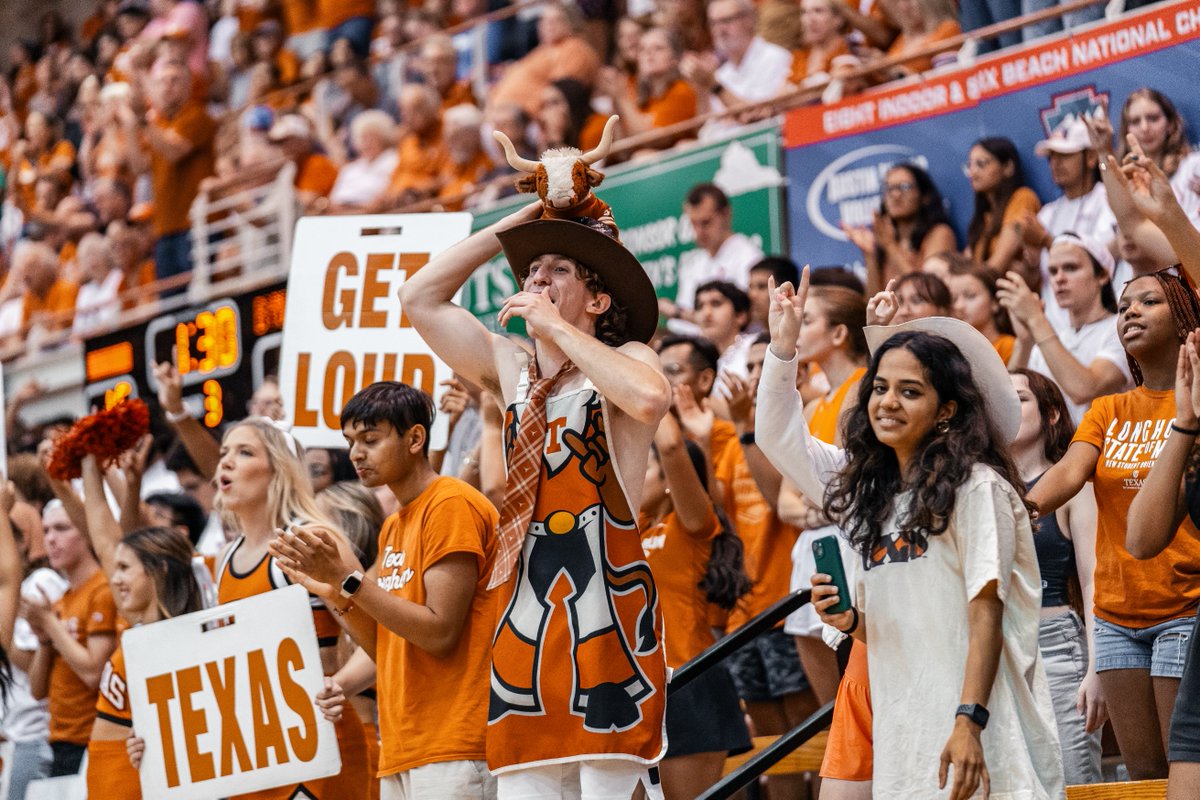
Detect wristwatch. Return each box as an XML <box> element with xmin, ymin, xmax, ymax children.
<box><xmin>339</xmin><ymin>570</ymin><xmax>365</xmax><ymax>599</ymax></box>
<box><xmin>956</xmin><ymin>703</ymin><xmax>990</xmax><ymax>730</ymax></box>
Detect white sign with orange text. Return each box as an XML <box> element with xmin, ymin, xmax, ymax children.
<box><xmin>279</xmin><ymin>214</ymin><xmax>472</xmax><ymax>448</ymax></box>
<box><xmin>124</xmin><ymin>585</ymin><xmax>339</xmax><ymax>800</ymax></box>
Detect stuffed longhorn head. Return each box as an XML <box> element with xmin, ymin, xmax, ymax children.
<box><xmin>492</xmin><ymin>115</ymin><xmax>620</xmax><ymax>231</ymax></box>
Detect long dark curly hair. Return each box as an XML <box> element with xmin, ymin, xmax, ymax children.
<box><xmin>823</xmin><ymin>331</ymin><xmax>1028</xmax><ymax>560</ymax></box>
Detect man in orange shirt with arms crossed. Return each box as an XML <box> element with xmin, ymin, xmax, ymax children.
<box><xmin>273</xmin><ymin>382</ymin><xmax>499</xmax><ymax>799</ymax></box>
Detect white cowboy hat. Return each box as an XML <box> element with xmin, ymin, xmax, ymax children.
<box><xmin>863</xmin><ymin>317</ymin><xmax>1020</xmax><ymax>441</ymax></box>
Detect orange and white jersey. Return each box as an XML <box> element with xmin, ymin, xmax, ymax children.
<box><xmin>215</xmin><ymin>537</ymin><xmax>341</xmax><ymax>647</ymax></box>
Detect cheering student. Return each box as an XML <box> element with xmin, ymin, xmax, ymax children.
<box><xmin>86</xmin><ymin>527</ymin><xmax>207</xmax><ymax>799</ymax></box>
<box><xmin>272</xmin><ymin>381</ymin><xmax>499</xmax><ymax>799</ymax></box>
<box><xmin>1028</xmin><ymin>269</ymin><xmax>1200</xmax><ymax>780</ymax></box>
<box><xmin>22</xmin><ymin>500</ymin><xmax>117</xmax><ymax>777</ymax></box>
<box><xmin>210</xmin><ymin>417</ymin><xmax>371</xmax><ymax>799</ymax></box>
<box><xmin>639</xmin><ymin>412</ymin><xmax>751</xmax><ymax>799</ymax></box>
<box><xmin>1009</xmin><ymin>370</ymin><xmax>1105</xmax><ymax>785</ymax></box>
<box><xmin>401</xmin><ymin>197</ymin><xmax>671</xmax><ymax>797</ymax></box>
<box><xmin>756</xmin><ymin>269</ymin><xmax>1064</xmax><ymax>798</ymax></box>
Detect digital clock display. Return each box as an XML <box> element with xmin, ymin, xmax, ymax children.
<box><xmin>83</xmin><ymin>282</ymin><xmax>287</xmax><ymax>429</ymax></box>
<box><xmin>145</xmin><ymin>300</ymin><xmax>242</xmax><ymax>390</ymax></box>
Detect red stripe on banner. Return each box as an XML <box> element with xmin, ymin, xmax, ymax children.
<box><xmin>784</xmin><ymin>0</ymin><xmax>1200</xmax><ymax>148</ymax></box>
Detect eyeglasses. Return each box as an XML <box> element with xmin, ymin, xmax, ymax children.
<box><xmin>709</xmin><ymin>11</ymin><xmax>748</xmax><ymax>26</ymax></box>
<box><xmin>961</xmin><ymin>157</ymin><xmax>995</xmax><ymax>176</ymax></box>
<box><xmin>883</xmin><ymin>181</ymin><xmax>916</xmax><ymax>195</ymax></box>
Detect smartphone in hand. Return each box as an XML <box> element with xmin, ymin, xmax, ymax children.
<box><xmin>812</xmin><ymin>535</ymin><xmax>851</xmax><ymax>614</ymax></box>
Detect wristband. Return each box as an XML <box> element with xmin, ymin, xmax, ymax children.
<box><xmin>330</xmin><ymin>601</ymin><xmax>353</xmax><ymax>617</ymax></box>
<box><xmin>839</xmin><ymin>606</ymin><xmax>859</xmax><ymax>636</ymax></box>
<box><xmin>164</xmin><ymin>408</ymin><xmax>190</xmax><ymax>424</ymax></box>
<box><xmin>1034</xmin><ymin>332</ymin><xmax>1058</xmax><ymax>348</ymax></box>
<box><xmin>1172</xmin><ymin>422</ymin><xmax>1200</xmax><ymax>436</ymax></box>
<box><xmin>739</xmin><ymin>431</ymin><xmax>755</xmax><ymax>446</ymax></box>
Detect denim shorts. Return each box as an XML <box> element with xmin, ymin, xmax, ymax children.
<box><xmin>1093</xmin><ymin>615</ymin><xmax>1194</xmax><ymax>678</ymax></box>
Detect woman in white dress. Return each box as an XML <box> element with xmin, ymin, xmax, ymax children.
<box><xmin>755</xmin><ymin>269</ymin><xmax>1065</xmax><ymax>799</ymax></box>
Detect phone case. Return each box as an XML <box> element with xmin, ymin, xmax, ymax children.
<box><xmin>811</xmin><ymin>534</ymin><xmax>851</xmax><ymax>614</ymax></box>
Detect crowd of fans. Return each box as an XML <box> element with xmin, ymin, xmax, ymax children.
<box><xmin>4</xmin><ymin>0</ymin><xmax>1200</xmax><ymax>797</ymax></box>
<box><xmin>0</xmin><ymin>0</ymin><xmax>1156</xmax><ymax>351</ymax></box>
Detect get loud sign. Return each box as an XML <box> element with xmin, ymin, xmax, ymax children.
<box><xmin>124</xmin><ymin>586</ymin><xmax>339</xmax><ymax>799</ymax></box>
<box><xmin>279</xmin><ymin>213</ymin><xmax>473</xmax><ymax>448</ymax></box>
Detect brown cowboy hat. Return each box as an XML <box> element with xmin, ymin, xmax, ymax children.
<box><xmin>497</xmin><ymin>218</ymin><xmax>657</xmax><ymax>344</ymax></box>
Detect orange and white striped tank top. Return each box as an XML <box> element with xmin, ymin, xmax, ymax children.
<box><xmin>215</xmin><ymin>537</ymin><xmax>342</xmax><ymax>648</ymax></box>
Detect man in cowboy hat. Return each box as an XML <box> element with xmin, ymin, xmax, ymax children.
<box><xmin>400</xmin><ymin>202</ymin><xmax>669</xmax><ymax>797</ymax></box>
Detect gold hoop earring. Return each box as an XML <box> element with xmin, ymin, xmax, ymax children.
<box><xmin>936</xmin><ymin>418</ymin><xmax>950</xmax><ymax>434</ymax></box>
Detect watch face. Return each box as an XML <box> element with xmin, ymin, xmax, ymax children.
<box><xmin>342</xmin><ymin>573</ymin><xmax>363</xmax><ymax>596</ymax></box>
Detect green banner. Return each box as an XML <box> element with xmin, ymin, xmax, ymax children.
<box><xmin>460</xmin><ymin>122</ymin><xmax>786</xmax><ymax>332</ymax></box>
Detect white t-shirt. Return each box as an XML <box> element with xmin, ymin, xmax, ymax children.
<box><xmin>755</xmin><ymin>351</ymin><xmax>1065</xmax><ymax>799</ymax></box>
<box><xmin>700</xmin><ymin>36</ymin><xmax>791</xmax><ymax>140</ymax></box>
<box><xmin>328</xmin><ymin>150</ymin><xmax>400</xmax><ymax>208</ymax></box>
<box><xmin>72</xmin><ymin>270</ymin><xmax>124</xmax><ymax>337</ymax></box>
<box><xmin>713</xmin><ymin>36</ymin><xmax>792</xmax><ymax>105</ymax></box>
<box><xmin>1036</xmin><ymin>184</ymin><xmax>1115</xmax><ymax>332</ymax></box>
<box><xmin>857</xmin><ymin>466</ymin><xmax>1063</xmax><ymax>799</ymax></box>
<box><xmin>1028</xmin><ymin>314</ymin><xmax>1131</xmax><ymax>425</ymax></box>
<box><xmin>2</xmin><ymin>569</ymin><xmax>70</xmax><ymax>742</ymax></box>
<box><xmin>1170</xmin><ymin>151</ymin><xmax>1200</xmax><ymax>224</ymax></box>
<box><xmin>674</xmin><ymin>233</ymin><xmax>763</xmax><ymax>310</ymax></box>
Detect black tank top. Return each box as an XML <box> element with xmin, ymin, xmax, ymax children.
<box><xmin>1028</xmin><ymin>475</ymin><xmax>1074</xmax><ymax>608</ymax></box>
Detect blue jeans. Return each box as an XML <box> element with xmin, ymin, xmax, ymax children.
<box><xmin>154</xmin><ymin>230</ymin><xmax>192</xmax><ymax>280</ymax></box>
<box><xmin>1021</xmin><ymin>0</ymin><xmax>1106</xmax><ymax>41</ymax></box>
<box><xmin>1039</xmin><ymin>611</ymin><xmax>1103</xmax><ymax>784</ymax></box>
<box><xmin>8</xmin><ymin>739</ymin><xmax>51</xmax><ymax>800</ymax></box>
<box><xmin>1094</xmin><ymin>615</ymin><xmax>1193</xmax><ymax>678</ymax></box>
<box><xmin>960</xmin><ymin>0</ymin><xmax>1022</xmax><ymax>52</ymax></box>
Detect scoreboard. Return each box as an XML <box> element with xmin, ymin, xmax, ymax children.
<box><xmin>83</xmin><ymin>282</ymin><xmax>288</xmax><ymax>427</ymax></box>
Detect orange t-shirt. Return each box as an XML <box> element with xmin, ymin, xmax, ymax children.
<box><xmin>389</xmin><ymin>128</ymin><xmax>447</xmax><ymax>198</ymax></box>
<box><xmin>715</xmin><ymin>421</ymin><xmax>800</xmax><ymax>631</ymax></box>
<box><xmin>276</xmin><ymin>49</ymin><xmax>302</xmax><ymax>85</ymax></box>
<box><xmin>441</xmin><ymin>81</ymin><xmax>477</xmax><ymax>110</ymax></box>
<box><xmin>887</xmin><ymin>19</ymin><xmax>961</xmax><ymax>74</ymax></box>
<box><xmin>295</xmin><ymin>151</ymin><xmax>340</xmax><ymax>198</ymax></box>
<box><xmin>14</xmin><ymin>139</ymin><xmax>76</xmax><ymax>211</ymax></box>
<box><xmin>49</xmin><ymin>569</ymin><xmax>117</xmax><ymax>744</ymax></box>
<box><xmin>639</xmin><ymin>508</ymin><xmax>719</xmax><ymax>669</ymax></box>
<box><xmin>315</xmin><ymin>0</ymin><xmax>374</xmax><ymax>31</ymax></box>
<box><xmin>993</xmin><ymin>334</ymin><xmax>1015</xmax><ymax>365</ymax></box>
<box><xmin>579</xmin><ymin>113</ymin><xmax>608</xmax><ymax>152</ymax></box>
<box><xmin>810</xmin><ymin>367</ymin><xmax>865</xmax><ymax>443</ymax></box>
<box><xmin>149</xmin><ymin>101</ymin><xmax>217</xmax><ymax>236</ymax></box>
<box><xmin>640</xmin><ymin>79</ymin><xmax>698</xmax><ymax>130</ymax></box>
<box><xmin>120</xmin><ymin>260</ymin><xmax>158</xmax><ymax>310</ymax></box>
<box><xmin>23</xmin><ymin>279</ymin><xmax>80</xmax><ymax>330</ymax></box>
<box><xmin>375</xmin><ymin>476</ymin><xmax>497</xmax><ymax>775</ymax></box>
<box><xmin>789</xmin><ymin>37</ymin><xmax>850</xmax><ymax>85</ymax></box>
<box><xmin>1073</xmin><ymin>386</ymin><xmax>1200</xmax><ymax>627</ymax></box>
<box><xmin>972</xmin><ymin>186</ymin><xmax>1041</xmax><ymax>263</ymax></box>
<box><xmin>279</xmin><ymin>0</ymin><xmax>320</xmax><ymax>36</ymax></box>
<box><xmin>437</xmin><ymin>150</ymin><xmax>494</xmax><ymax>210</ymax></box>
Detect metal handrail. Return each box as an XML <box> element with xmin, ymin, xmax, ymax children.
<box><xmin>669</xmin><ymin>589</ymin><xmax>812</xmax><ymax>694</ymax></box>
<box><xmin>699</xmin><ymin>702</ymin><xmax>836</xmax><ymax>800</ymax></box>
<box><xmin>666</xmin><ymin>589</ymin><xmax>834</xmax><ymax>799</ymax></box>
